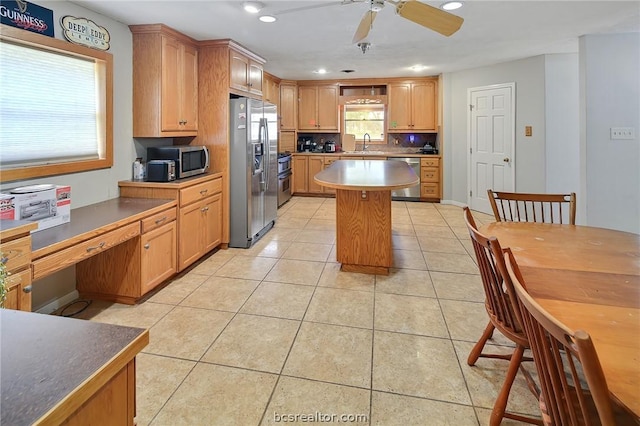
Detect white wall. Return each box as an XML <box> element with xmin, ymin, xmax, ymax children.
<box><xmin>544</xmin><ymin>54</ymin><xmax>580</xmax><ymax>203</ymax></box>
<box><xmin>580</xmin><ymin>33</ymin><xmax>640</xmax><ymax>233</ymax></box>
<box><xmin>0</xmin><ymin>1</ymin><xmax>136</xmax><ymax>311</ymax></box>
<box><xmin>442</xmin><ymin>56</ymin><xmax>547</xmax><ymax>204</ymax></box>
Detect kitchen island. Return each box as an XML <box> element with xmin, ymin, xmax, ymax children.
<box><xmin>314</xmin><ymin>160</ymin><xmax>419</xmax><ymax>275</ymax></box>
<box><xmin>0</xmin><ymin>309</ymin><xmax>148</xmax><ymax>425</ymax></box>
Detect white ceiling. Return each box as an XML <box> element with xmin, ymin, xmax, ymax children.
<box><xmin>71</xmin><ymin>0</ymin><xmax>640</xmax><ymax>80</ymax></box>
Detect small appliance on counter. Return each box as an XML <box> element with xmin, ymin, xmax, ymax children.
<box><xmin>419</xmin><ymin>144</ymin><xmax>438</xmax><ymax>155</ymax></box>
<box><xmin>297</xmin><ymin>137</ymin><xmax>312</xmax><ymax>152</ymax></box>
<box><xmin>324</xmin><ymin>140</ymin><xmax>336</xmax><ymax>153</ymax></box>
<box><xmin>146</xmin><ymin>160</ymin><xmax>176</xmax><ymax>182</ymax></box>
<box><xmin>147</xmin><ymin>145</ymin><xmax>209</xmax><ymax>178</ymax></box>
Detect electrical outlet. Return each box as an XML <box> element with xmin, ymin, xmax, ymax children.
<box><xmin>610</xmin><ymin>127</ymin><xmax>635</xmax><ymax>140</ymax></box>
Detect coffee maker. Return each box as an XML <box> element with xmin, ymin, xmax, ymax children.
<box><xmin>297</xmin><ymin>137</ymin><xmax>312</xmax><ymax>152</ymax></box>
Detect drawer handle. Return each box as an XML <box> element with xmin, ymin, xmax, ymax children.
<box><xmin>201</xmin><ymin>206</ymin><xmax>209</xmax><ymax>212</ymax></box>
<box><xmin>23</xmin><ymin>285</ymin><xmax>32</xmax><ymax>294</ymax></box>
<box><xmin>155</xmin><ymin>216</ymin><xmax>167</xmax><ymax>225</ymax></box>
<box><xmin>199</xmin><ymin>189</ymin><xmax>208</xmax><ymax>195</ymax></box>
<box><xmin>144</xmin><ymin>243</ymin><xmax>150</xmax><ymax>250</ymax></box>
<box><xmin>86</xmin><ymin>242</ymin><xmax>106</xmax><ymax>252</ymax></box>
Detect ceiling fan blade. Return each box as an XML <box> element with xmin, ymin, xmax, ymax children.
<box><xmin>396</xmin><ymin>1</ymin><xmax>463</xmax><ymax>37</ymax></box>
<box><xmin>352</xmin><ymin>10</ymin><xmax>378</xmax><ymax>43</ymax></box>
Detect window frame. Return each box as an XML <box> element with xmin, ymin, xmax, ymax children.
<box><xmin>0</xmin><ymin>24</ymin><xmax>113</xmax><ymax>183</ymax></box>
<box><xmin>342</xmin><ymin>103</ymin><xmax>387</xmax><ymax>144</ymax></box>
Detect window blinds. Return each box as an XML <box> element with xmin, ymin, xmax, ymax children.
<box><xmin>0</xmin><ymin>40</ymin><xmax>102</xmax><ymax>168</ymax></box>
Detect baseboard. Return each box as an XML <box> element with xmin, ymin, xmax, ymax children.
<box><xmin>36</xmin><ymin>290</ymin><xmax>79</xmax><ymax>315</ymax></box>
<box><xmin>440</xmin><ymin>199</ymin><xmax>467</xmax><ymax>208</ymax></box>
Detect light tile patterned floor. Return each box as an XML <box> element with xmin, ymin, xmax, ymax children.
<box><xmin>73</xmin><ymin>196</ymin><xmax>541</xmax><ymax>425</ymax></box>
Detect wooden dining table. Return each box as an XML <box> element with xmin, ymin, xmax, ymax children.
<box><xmin>478</xmin><ymin>221</ymin><xmax>640</xmax><ymax>419</ymax></box>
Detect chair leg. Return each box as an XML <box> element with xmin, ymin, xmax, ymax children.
<box><xmin>467</xmin><ymin>321</ymin><xmax>495</xmax><ymax>366</ymax></box>
<box><xmin>490</xmin><ymin>344</ymin><xmax>525</xmax><ymax>426</ymax></box>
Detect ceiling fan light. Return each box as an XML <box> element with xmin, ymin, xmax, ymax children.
<box><xmin>259</xmin><ymin>15</ymin><xmax>276</xmax><ymax>23</ymax></box>
<box><xmin>243</xmin><ymin>1</ymin><xmax>264</xmax><ymax>14</ymax></box>
<box><xmin>441</xmin><ymin>1</ymin><xmax>463</xmax><ymax>11</ymax></box>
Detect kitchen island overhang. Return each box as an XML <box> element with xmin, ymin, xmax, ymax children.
<box><xmin>314</xmin><ymin>160</ymin><xmax>419</xmax><ymax>275</ymax></box>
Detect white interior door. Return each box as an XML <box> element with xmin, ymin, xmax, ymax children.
<box><xmin>468</xmin><ymin>83</ymin><xmax>515</xmax><ymax>213</ymax></box>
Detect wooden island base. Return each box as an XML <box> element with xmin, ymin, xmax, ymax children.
<box><xmin>336</xmin><ymin>189</ymin><xmax>392</xmax><ymax>275</ymax></box>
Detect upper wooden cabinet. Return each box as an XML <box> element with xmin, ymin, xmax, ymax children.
<box><xmin>298</xmin><ymin>84</ymin><xmax>339</xmax><ymax>132</ymax></box>
<box><xmin>388</xmin><ymin>79</ymin><xmax>437</xmax><ymax>132</ymax></box>
<box><xmin>263</xmin><ymin>72</ymin><xmax>280</xmax><ymax>105</ymax></box>
<box><xmin>130</xmin><ymin>24</ymin><xmax>198</xmax><ymax>137</ymax></box>
<box><xmin>230</xmin><ymin>48</ymin><xmax>263</xmax><ymax>96</ymax></box>
<box><xmin>279</xmin><ymin>82</ymin><xmax>297</xmax><ymax>131</ymax></box>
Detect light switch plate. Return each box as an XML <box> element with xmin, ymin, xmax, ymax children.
<box><xmin>610</xmin><ymin>127</ymin><xmax>635</xmax><ymax>140</ymax></box>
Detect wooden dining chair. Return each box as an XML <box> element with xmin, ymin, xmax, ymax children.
<box><xmin>488</xmin><ymin>190</ymin><xmax>577</xmax><ymax>225</ymax></box>
<box><xmin>463</xmin><ymin>207</ymin><xmax>541</xmax><ymax>426</ymax></box>
<box><xmin>503</xmin><ymin>250</ymin><xmax>638</xmax><ymax>426</ymax></box>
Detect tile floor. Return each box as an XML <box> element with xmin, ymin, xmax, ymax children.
<box><xmin>72</xmin><ymin>196</ymin><xmax>541</xmax><ymax>425</ymax></box>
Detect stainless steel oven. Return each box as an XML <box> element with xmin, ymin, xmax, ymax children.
<box><xmin>277</xmin><ymin>153</ymin><xmax>292</xmax><ymax>207</ymax></box>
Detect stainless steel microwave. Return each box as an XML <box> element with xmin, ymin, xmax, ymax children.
<box><xmin>147</xmin><ymin>146</ymin><xmax>209</xmax><ymax>179</ymax></box>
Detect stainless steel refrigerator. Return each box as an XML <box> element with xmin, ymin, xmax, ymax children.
<box><xmin>229</xmin><ymin>97</ymin><xmax>278</xmax><ymax>248</ymax></box>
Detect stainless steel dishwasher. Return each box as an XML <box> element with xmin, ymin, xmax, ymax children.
<box><xmin>389</xmin><ymin>157</ymin><xmax>421</xmax><ymax>201</ymax></box>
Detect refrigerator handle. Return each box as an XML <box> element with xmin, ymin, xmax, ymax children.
<box><xmin>261</xmin><ymin>118</ymin><xmax>268</xmax><ymax>191</ymax></box>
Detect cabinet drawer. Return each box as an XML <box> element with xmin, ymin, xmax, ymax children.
<box><xmin>32</xmin><ymin>222</ymin><xmax>140</xmax><ymax>281</ymax></box>
<box><xmin>421</xmin><ymin>183</ymin><xmax>440</xmax><ymax>199</ymax></box>
<box><xmin>0</xmin><ymin>236</ymin><xmax>31</xmax><ymax>272</ymax></box>
<box><xmin>324</xmin><ymin>156</ymin><xmax>341</xmax><ymax>166</ymax></box>
<box><xmin>421</xmin><ymin>158</ymin><xmax>440</xmax><ymax>168</ymax></box>
<box><xmin>180</xmin><ymin>178</ymin><xmax>222</xmax><ymax>207</ymax></box>
<box><xmin>141</xmin><ymin>207</ymin><xmax>177</xmax><ymax>233</ymax></box>
<box><xmin>421</xmin><ymin>167</ymin><xmax>439</xmax><ymax>183</ymax></box>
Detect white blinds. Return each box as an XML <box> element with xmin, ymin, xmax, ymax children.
<box><xmin>0</xmin><ymin>40</ymin><xmax>102</xmax><ymax>168</ymax></box>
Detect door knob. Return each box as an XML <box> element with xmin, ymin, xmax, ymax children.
<box><xmin>503</xmin><ymin>157</ymin><xmax>510</xmax><ymax>163</ymax></box>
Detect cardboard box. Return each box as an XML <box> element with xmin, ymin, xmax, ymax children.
<box><xmin>0</xmin><ymin>185</ymin><xmax>71</xmax><ymax>232</ymax></box>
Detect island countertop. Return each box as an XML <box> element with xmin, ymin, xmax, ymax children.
<box><xmin>0</xmin><ymin>309</ymin><xmax>149</xmax><ymax>425</ymax></box>
<box><xmin>314</xmin><ymin>159</ymin><xmax>419</xmax><ymax>191</ymax></box>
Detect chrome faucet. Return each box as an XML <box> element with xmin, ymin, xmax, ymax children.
<box><xmin>363</xmin><ymin>133</ymin><xmax>371</xmax><ymax>151</ymax></box>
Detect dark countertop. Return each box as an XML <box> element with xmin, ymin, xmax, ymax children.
<box><xmin>0</xmin><ymin>309</ymin><xmax>148</xmax><ymax>426</ymax></box>
<box><xmin>31</xmin><ymin>197</ymin><xmax>176</xmax><ymax>258</ymax></box>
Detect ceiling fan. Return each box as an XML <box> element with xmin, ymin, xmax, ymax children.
<box><xmin>351</xmin><ymin>0</ymin><xmax>464</xmax><ymax>43</ymax></box>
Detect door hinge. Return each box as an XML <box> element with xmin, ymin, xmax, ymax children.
<box><xmin>469</xmin><ymin>190</ymin><xmax>472</xmax><ymax>197</ymax></box>
<box><xmin>470</xmin><ymin>104</ymin><xmax>474</xmax><ymax>111</ymax></box>
<box><xmin>469</xmin><ymin>147</ymin><xmax>472</xmax><ymax>154</ymax></box>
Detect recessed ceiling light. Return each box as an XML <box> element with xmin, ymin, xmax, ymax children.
<box><xmin>243</xmin><ymin>2</ymin><xmax>264</xmax><ymax>14</ymax></box>
<box><xmin>313</xmin><ymin>69</ymin><xmax>328</xmax><ymax>74</ymax></box>
<box><xmin>410</xmin><ymin>65</ymin><xmax>428</xmax><ymax>71</ymax></box>
<box><xmin>259</xmin><ymin>15</ymin><xmax>276</xmax><ymax>23</ymax></box>
<box><xmin>441</xmin><ymin>1</ymin><xmax>463</xmax><ymax>11</ymax></box>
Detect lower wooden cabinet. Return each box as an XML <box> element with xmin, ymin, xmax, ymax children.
<box><xmin>292</xmin><ymin>156</ymin><xmax>308</xmax><ymax>194</ymax></box>
<box><xmin>119</xmin><ymin>173</ymin><xmax>224</xmax><ymax>273</ymax></box>
<box><xmin>77</xmin><ymin>207</ymin><xmax>178</xmax><ymax>304</ymax></box>
<box><xmin>308</xmin><ymin>156</ymin><xmax>325</xmax><ymax>194</ymax></box>
<box><xmin>420</xmin><ymin>157</ymin><xmax>441</xmax><ymax>200</ymax></box>
<box><xmin>0</xmin><ymin>222</ymin><xmax>36</xmax><ymax>311</ymax></box>
<box><xmin>178</xmin><ymin>192</ymin><xmax>222</xmax><ymax>270</ymax></box>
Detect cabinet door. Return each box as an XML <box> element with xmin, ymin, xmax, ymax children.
<box><xmin>161</xmin><ymin>35</ymin><xmax>181</xmax><ymax>131</ymax></box>
<box><xmin>297</xmin><ymin>86</ymin><xmax>318</xmax><ymax>130</ymax></box>
<box><xmin>307</xmin><ymin>156</ymin><xmax>325</xmax><ymax>193</ymax></box>
<box><xmin>292</xmin><ymin>156</ymin><xmax>308</xmax><ymax>193</ymax></box>
<box><xmin>317</xmin><ymin>85</ymin><xmax>339</xmax><ymax>131</ymax></box>
<box><xmin>230</xmin><ymin>50</ymin><xmax>249</xmax><ymax>92</ymax></box>
<box><xmin>141</xmin><ymin>221</ymin><xmax>177</xmax><ymax>294</ymax></box>
<box><xmin>178</xmin><ymin>200</ymin><xmax>205</xmax><ymax>270</ymax></box>
<box><xmin>387</xmin><ymin>83</ymin><xmax>412</xmax><ymax>131</ymax></box>
<box><xmin>2</xmin><ymin>269</ymin><xmax>31</xmax><ymax>311</ymax></box>
<box><xmin>279</xmin><ymin>131</ymin><xmax>296</xmax><ymax>153</ymax></box>
<box><xmin>411</xmin><ymin>80</ymin><xmax>436</xmax><ymax>131</ymax></box>
<box><xmin>203</xmin><ymin>193</ymin><xmax>222</xmax><ymax>253</ymax></box>
<box><xmin>249</xmin><ymin>61</ymin><xmax>263</xmax><ymax>95</ymax></box>
<box><xmin>181</xmin><ymin>43</ymin><xmax>199</xmax><ymax>131</ymax></box>
<box><xmin>280</xmin><ymin>84</ymin><xmax>297</xmax><ymax>130</ymax></box>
